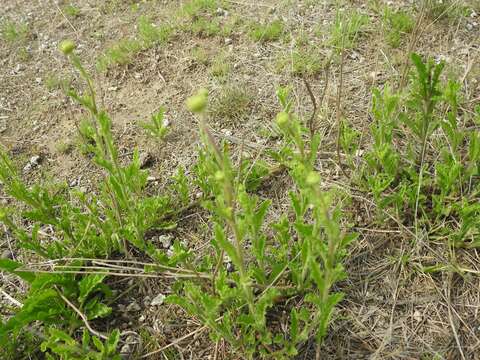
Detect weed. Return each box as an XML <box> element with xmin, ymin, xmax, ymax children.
<box><xmin>360</xmin><ymin>53</ymin><xmax>480</xmax><ymax>248</ymax></box>
<box><xmin>209</xmin><ymin>85</ymin><xmax>253</xmax><ymax>122</ymax></box>
<box><xmin>210</xmin><ymin>52</ymin><xmax>231</xmax><ymax>80</ymax></box>
<box><xmin>0</xmin><ymin>43</ymin><xmax>191</xmax><ymax>357</ymax></box>
<box><xmin>424</xmin><ymin>0</ymin><xmax>468</xmax><ymax>20</ymax></box>
<box><xmin>278</xmin><ymin>48</ymin><xmax>325</xmax><ymax>77</ymax></box>
<box><xmin>187</xmin><ymin>17</ymin><xmax>222</xmax><ymax>37</ymax></box>
<box><xmin>97</xmin><ymin>17</ymin><xmax>173</xmax><ymax>71</ymax></box>
<box><xmin>45</xmin><ymin>73</ymin><xmax>71</xmax><ymax>92</ymax></box>
<box><xmin>139</xmin><ymin>107</ymin><xmax>170</xmax><ymax>141</ymax></box>
<box><xmin>96</xmin><ymin>38</ymin><xmax>142</xmax><ymax>71</ymax></box>
<box><xmin>179</xmin><ymin>0</ymin><xmax>218</xmax><ymax>18</ymax></box>
<box><xmin>191</xmin><ymin>46</ymin><xmax>210</xmax><ymax>65</ymax></box>
<box><xmin>249</xmin><ymin>20</ymin><xmax>284</xmax><ymax>42</ymax></box>
<box><xmin>138</xmin><ymin>16</ymin><xmax>174</xmax><ymax>46</ymax></box>
<box><xmin>382</xmin><ymin>7</ymin><xmax>415</xmax><ymax>48</ymax></box>
<box><xmin>330</xmin><ymin>10</ymin><xmax>369</xmax><ymax>50</ymax></box>
<box><xmin>64</xmin><ymin>4</ymin><xmax>81</xmax><ymax>17</ymax></box>
<box><xmin>169</xmin><ymin>88</ymin><xmax>356</xmax><ymax>359</ymax></box>
<box><xmin>1</xmin><ymin>20</ymin><xmax>29</xmax><ymax>43</ymax></box>
<box><xmin>55</xmin><ymin>140</ymin><xmax>74</xmax><ymax>155</ymax></box>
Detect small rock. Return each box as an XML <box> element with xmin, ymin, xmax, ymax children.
<box><xmin>159</xmin><ymin>234</ymin><xmax>173</xmax><ymax>249</ymax></box>
<box><xmin>23</xmin><ymin>155</ymin><xmax>41</xmax><ymax>173</ymax></box>
<box><xmin>224</xmin><ymin>37</ymin><xmax>232</xmax><ymax>45</ymax></box>
<box><xmin>35</xmin><ymin>77</ymin><xmax>42</xmax><ymax>84</ymax></box>
<box><xmin>146</xmin><ymin>175</ymin><xmax>157</xmax><ymax>182</ymax></box>
<box><xmin>467</xmin><ymin>23</ymin><xmax>473</xmax><ymax>31</ymax></box>
<box><xmin>14</xmin><ymin>64</ymin><xmax>24</xmax><ymax>73</ymax></box>
<box><xmin>108</xmin><ymin>86</ymin><xmax>118</xmax><ymax>91</ymax></box>
<box><xmin>1</xmin><ymin>249</ymin><xmax>13</xmax><ymax>259</ymax></box>
<box><xmin>151</xmin><ymin>293</ymin><xmax>166</xmax><ymax>306</ymax></box>
<box><xmin>126</xmin><ymin>302</ymin><xmax>141</xmax><ymax>312</ymax></box>
<box><xmin>139</xmin><ymin>315</ymin><xmax>145</xmax><ymax>322</ymax></box>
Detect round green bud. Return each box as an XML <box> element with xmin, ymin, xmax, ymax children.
<box><xmin>276</xmin><ymin>112</ymin><xmax>289</xmax><ymax>127</ymax></box>
<box><xmin>186</xmin><ymin>89</ymin><xmax>208</xmax><ymax>113</ymax></box>
<box><xmin>214</xmin><ymin>170</ymin><xmax>225</xmax><ymax>181</ymax></box>
<box><xmin>59</xmin><ymin>40</ymin><xmax>76</xmax><ymax>55</ymax></box>
<box><xmin>306</xmin><ymin>171</ymin><xmax>321</xmax><ymax>185</ymax></box>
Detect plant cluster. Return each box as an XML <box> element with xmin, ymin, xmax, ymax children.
<box><xmin>0</xmin><ymin>38</ymin><xmax>355</xmax><ymax>359</ymax></box>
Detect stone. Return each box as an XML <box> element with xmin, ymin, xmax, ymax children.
<box><xmin>126</xmin><ymin>301</ymin><xmax>141</xmax><ymax>312</ymax></box>
<box><xmin>151</xmin><ymin>293</ymin><xmax>166</xmax><ymax>306</ymax></box>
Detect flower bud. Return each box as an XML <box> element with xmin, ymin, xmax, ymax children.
<box><xmin>186</xmin><ymin>89</ymin><xmax>208</xmax><ymax>113</ymax></box>
<box><xmin>276</xmin><ymin>112</ymin><xmax>289</xmax><ymax>127</ymax></box>
<box><xmin>59</xmin><ymin>40</ymin><xmax>76</xmax><ymax>55</ymax></box>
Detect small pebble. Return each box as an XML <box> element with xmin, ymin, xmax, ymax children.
<box><xmin>126</xmin><ymin>301</ymin><xmax>141</xmax><ymax>312</ymax></box>
<box><xmin>159</xmin><ymin>235</ymin><xmax>173</xmax><ymax>249</ymax></box>
<box><xmin>151</xmin><ymin>293</ymin><xmax>166</xmax><ymax>306</ymax></box>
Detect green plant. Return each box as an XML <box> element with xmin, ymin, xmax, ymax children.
<box><xmin>139</xmin><ymin>107</ymin><xmax>170</xmax><ymax>141</ymax></box>
<box><xmin>0</xmin><ymin>43</ymin><xmax>191</xmax><ymax>356</ymax></box>
<box><xmin>210</xmin><ymin>52</ymin><xmax>231</xmax><ymax>80</ymax></box>
<box><xmin>178</xmin><ymin>0</ymin><xmax>218</xmax><ymax>18</ymax></box>
<box><xmin>137</xmin><ymin>16</ymin><xmax>174</xmax><ymax>46</ymax></box>
<box><xmin>64</xmin><ymin>4</ymin><xmax>81</xmax><ymax>18</ymax></box>
<box><xmin>277</xmin><ymin>48</ymin><xmax>325</xmax><ymax>77</ymax></box>
<box><xmin>0</xmin><ymin>258</ymin><xmax>119</xmax><ymax>359</ymax></box>
<box><xmin>249</xmin><ymin>20</ymin><xmax>284</xmax><ymax>42</ymax></box>
<box><xmin>1</xmin><ymin>20</ymin><xmax>29</xmax><ymax>43</ymax></box>
<box><xmin>382</xmin><ymin>7</ymin><xmax>415</xmax><ymax>48</ymax></box>
<box><xmin>209</xmin><ymin>85</ymin><xmax>252</xmax><ymax>122</ymax></box>
<box><xmin>361</xmin><ymin>53</ymin><xmax>480</xmax><ymax>248</ymax></box>
<box><xmin>96</xmin><ymin>38</ymin><xmax>142</xmax><ymax>71</ymax></box>
<box><xmin>169</xmin><ymin>88</ymin><xmax>356</xmax><ymax>359</ymax></box>
<box><xmin>97</xmin><ymin>17</ymin><xmax>173</xmax><ymax>71</ymax></box>
<box><xmin>330</xmin><ymin>10</ymin><xmax>369</xmax><ymax>50</ymax></box>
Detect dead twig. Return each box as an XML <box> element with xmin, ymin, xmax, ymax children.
<box><xmin>55</xmin><ymin>286</ymin><xmax>108</xmax><ymax>340</ymax></box>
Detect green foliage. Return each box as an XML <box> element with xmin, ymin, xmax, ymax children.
<box><xmin>249</xmin><ymin>20</ymin><xmax>284</xmax><ymax>42</ymax></box>
<box><xmin>209</xmin><ymin>85</ymin><xmax>252</xmax><ymax>122</ymax></box>
<box><xmin>210</xmin><ymin>52</ymin><xmax>231</xmax><ymax>80</ymax></box>
<box><xmin>97</xmin><ymin>17</ymin><xmax>173</xmax><ymax>71</ymax></box>
<box><xmin>361</xmin><ymin>53</ymin><xmax>480</xmax><ymax>248</ymax></box>
<box><xmin>137</xmin><ymin>16</ymin><xmax>174</xmax><ymax>46</ymax></box>
<box><xmin>179</xmin><ymin>0</ymin><xmax>218</xmax><ymax>18</ymax></box>
<box><xmin>1</xmin><ymin>20</ymin><xmax>29</xmax><ymax>43</ymax></box>
<box><xmin>140</xmin><ymin>107</ymin><xmax>170</xmax><ymax>141</ymax></box>
<box><xmin>382</xmin><ymin>7</ymin><xmax>415</xmax><ymax>48</ymax></box>
<box><xmin>171</xmin><ymin>86</ymin><xmax>356</xmax><ymax>359</ymax></box>
<box><xmin>278</xmin><ymin>48</ymin><xmax>325</xmax><ymax>77</ymax></box>
<box><xmin>64</xmin><ymin>4</ymin><xmax>81</xmax><ymax>18</ymax></box>
<box><xmin>0</xmin><ymin>259</ymin><xmax>118</xmax><ymax>359</ymax></box>
<box><xmin>330</xmin><ymin>10</ymin><xmax>369</xmax><ymax>50</ymax></box>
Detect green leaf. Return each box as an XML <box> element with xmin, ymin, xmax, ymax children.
<box><xmin>78</xmin><ymin>274</ymin><xmax>107</xmax><ymax>304</ymax></box>
<box><xmin>0</xmin><ymin>259</ymin><xmax>35</xmax><ymax>283</ymax></box>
